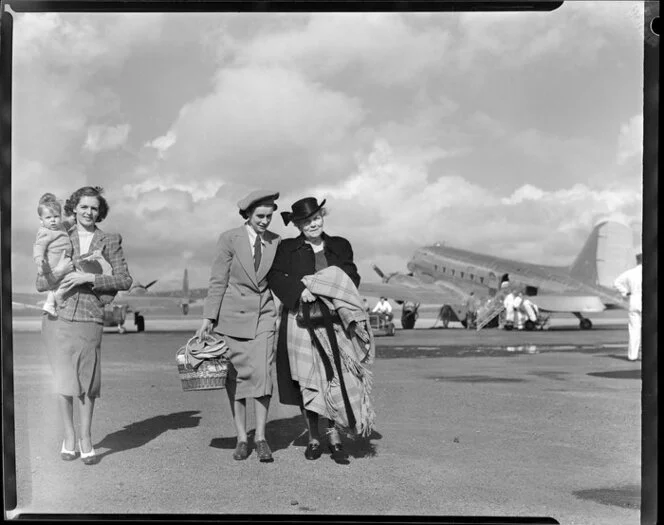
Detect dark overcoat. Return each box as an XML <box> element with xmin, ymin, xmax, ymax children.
<box><xmin>267</xmin><ymin>232</ymin><xmax>361</xmax><ymax>406</ymax></box>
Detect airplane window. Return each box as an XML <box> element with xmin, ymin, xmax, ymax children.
<box><xmin>443</xmin><ymin>267</ymin><xmax>446</xmax><ymax>272</ymax></box>
<box><xmin>451</xmin><ymin>270</ymin><xmax>455</xmax><ymax>276</ymax></box>
<box><xmin>480</xmin><ymin>277</ymin><xmax>484</xmax><ymax>284</ymax></box>
<box><xmin>460</xmin><ymin>272</ymin><xmax>464</xmax><ymax>278</ymax></box>
<box><xmin>470</xmin><ymin>273</ymin><xmax>474</xmax><ymax>280</ymax></box>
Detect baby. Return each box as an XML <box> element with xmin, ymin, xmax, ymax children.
<box><xmin>33</xmin><ymin>193</ymin><xmax>113</xmax><ymax>316</ymax></box>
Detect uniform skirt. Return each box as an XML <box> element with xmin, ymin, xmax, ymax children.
<box><xmin>41</xmin><ymin>314</ymin><xmax>103</xmax><ymax>398</ymax></box>
<box><xmin>224</xmin><ymin>330</ymin><xmax>275</xmax><ymax>401</ymax></box>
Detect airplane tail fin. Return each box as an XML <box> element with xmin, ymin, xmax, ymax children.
<box><xmin>568</xmin><ymin>219</ymin><xmax>636</xmax><ymax>288</ymax></box>
<box><xmin>181</xmin><ymin>268</ymin><xmax>190</xmax><ymax>315</ymax></box>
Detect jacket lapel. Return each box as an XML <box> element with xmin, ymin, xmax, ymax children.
<box><xmin>68</xmin><ymin>228</ymin><xmax>81</xmax><ymax>257</ymax></box>
<box><xmin>89</xmin><ymin>228</ymin><xmax>105</xmax><ymax>255</ymax></box>
<box><xmin>234</xmin><ymin>227</ymin><xmax>258</xmax><ymax>287</ymax></box>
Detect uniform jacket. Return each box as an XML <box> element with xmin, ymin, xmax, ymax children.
<box><xmin>614</xmin><ymin>264</ymin><xmax>642</xmax><ymax>312</ymax></box>
<box><xmin>203</xmin><ymin>226</ymin><xmax>280</xmax><ymax>339</ymax></box>
<box><xmin>35</xmin><ymin>227</ymin><xmax>133</xmax><ymax>323</ymax></box>
<box><xmin>267</xmin><ymin>232</ymin><xmax>360</xmax><ymax>406</ymax></box>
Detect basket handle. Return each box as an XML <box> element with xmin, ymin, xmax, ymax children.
<box><xmin>179</xmin><ymin>335</ymin><xmax>202</xmax><ymax>364</ymax></box>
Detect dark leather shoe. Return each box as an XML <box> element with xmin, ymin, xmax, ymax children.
<box><xmin>328</xmin><ymin>443</ymin><xmax>350</xmax><ymax>464</ymax></box>
<box><xmin>255</xmin><ymin>440</ymin><xmax>273</xmax><ymax>463</ymax></box>
<box><xmin>233</xmin><ymin>441</ymin><xmax>249</xmax><ymax>460</ymax></box>
<box><xmin>304</xmin><ymin>441</ymin><xmax>322</xmax><ymax>460</ymax></box>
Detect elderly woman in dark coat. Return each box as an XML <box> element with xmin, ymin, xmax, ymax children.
<box><xmin>268</xmin><ymin>197</ymin><xmax>372</xmax><ymax>463</ymax></box>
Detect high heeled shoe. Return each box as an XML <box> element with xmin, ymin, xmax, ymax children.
<box><xmin>60</xmin><ymin>441</ymin><xmax>77</xmax><ymax>461</ymax></box>
<box><xmin>79</xmin><ymin>440</ymin><xmax>99</xmax><ymax>465</ymax></box>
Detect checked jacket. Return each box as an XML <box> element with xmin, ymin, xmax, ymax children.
<box><xmin>35</xmin><ymin>227</ymin><xmax>133</xmax><ymax>323</ymax></box>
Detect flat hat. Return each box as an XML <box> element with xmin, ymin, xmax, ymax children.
<box><xmin>237</xmin><ymin>190</ymin><xmax>280</xmax><ymax>213</ymax></box>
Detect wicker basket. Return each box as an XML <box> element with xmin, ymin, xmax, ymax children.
<box><xmin>176</xmin><ymin>335</ymin><xmax>230</xmax><ymax>391</ymax></box>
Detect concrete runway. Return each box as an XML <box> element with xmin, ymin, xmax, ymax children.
<box><xmin>8</xmin><ymin>314</ymin><xmax>641</xmax><ymax>523</ymax></box>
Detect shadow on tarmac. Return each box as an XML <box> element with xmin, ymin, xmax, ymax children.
<box><xmin>587</xmin><ymin>369</ymin><xmax>641</xmax><ymax>380</ymax></box>
<box><xmin>573</xmin><ymin>484</ymin><xmax>641</xmax><ymax>509</ymax></box>
<box><xmin>93</xmin><ymin>410</ymin><xmax>202</xmax><ymax>463</ymax></box>
<box><xmin>208</xmin><ymin>416</ymin><xmax>383</xmax><ymax>459</ymax></box>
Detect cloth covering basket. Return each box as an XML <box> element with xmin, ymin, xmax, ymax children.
<box><xmin>176</xmin><ymin>333</ymin><xmax>230</xmax><ymax>391</ymax></box>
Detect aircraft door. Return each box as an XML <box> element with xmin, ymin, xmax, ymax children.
<box><xmin>525</xmin><ymin>285</ymin><xmax>538</xmax><ymax>296</ymax></box>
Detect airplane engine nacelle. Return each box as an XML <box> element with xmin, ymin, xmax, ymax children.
<box><xmin>389</xmin><ymin>274</ymin><xmax>423</xmax><ymax>288</ymax></box>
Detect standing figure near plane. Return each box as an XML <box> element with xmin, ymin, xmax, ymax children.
<box><xmin>613</xmin><ymin>252</ymin><xmax>642</xmax><ymax>361</ymax></box>
<box><xmin>268</xmin><ymin>197</ymin><xmax>374</xmax><ymax>464</ymax></box>
<box><xmin>503</xmin><ymin>288</ymin><xmax>516</xmax><ymax>329</ymax></box>
<box><xmin>36</xmin><ymin>186</ymin><xmax>133</xmax><ymax>465</ymax></box>
<box><xmin>372</xmin><ymin>296</ymin><xmax>393</xmax><ymax>321</ymax></box>
<box><xmin>464</xmin><ymin>292</ymin><xmax>480</xmax><ymax>329</ymax></box>
<box><xmin>513</xmin><ymin>291</ymin><xmax>526</xmax><ymax>330</ymax></box>
<box><xmin>196</xmin><ymin>190</ymin><xmax>281</xmax><ymax>462</ymax></box>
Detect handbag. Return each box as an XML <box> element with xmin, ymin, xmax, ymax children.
<box><xmin>296</xmin><ymin>298</ymin><xmax>339</xmax><ymax>327</ymax></box>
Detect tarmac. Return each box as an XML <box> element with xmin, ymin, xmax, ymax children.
<box><xmin>7</xmin><ymin>312</ymin><xmax>641</xmax><ymax>523</ymax></box>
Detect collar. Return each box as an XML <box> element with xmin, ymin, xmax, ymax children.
<box><xmin>292</xmin><ymin>232</ymin><xmax>337</xmax><ymax>254</ymax></box>
<box><xmin>245</xmin><ymin>223</ymin><xmax>265</xmax><ymax>246</ymax></box>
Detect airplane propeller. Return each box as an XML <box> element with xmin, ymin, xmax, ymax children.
<box><xmin>372</xmin><ymin>264</ymin><xmax>398</xmax><ymax>283</ymax></box>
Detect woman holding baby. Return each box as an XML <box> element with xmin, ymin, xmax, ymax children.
<box><xmin>36</xmin><ymin>186</ymin><xmax>133</xmax><ymax>465</ymax></box>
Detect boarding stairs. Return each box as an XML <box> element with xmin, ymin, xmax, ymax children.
<box><xmin>475</xmin><ymin>294</ymin><xmax>506</xmax><ymax>331</ymax></box>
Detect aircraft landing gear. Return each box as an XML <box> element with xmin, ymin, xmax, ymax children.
<box><xmin>135</xmin><ymin>313</ymin><xmax>145</xmax><ymax>333</ymax></box>
<box><xmin>573</xmin><ymin>312</ymin><xmax>593</xmax><ymax>330</ymax></box>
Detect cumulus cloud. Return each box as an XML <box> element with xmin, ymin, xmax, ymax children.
<box><xmin>9</xmin><ymin>7</ymin><xmax>643</xmax><ymax>293</ymax></box>
<box><xmin>83</xmin><ymin>124</ymin><xmax>131</xmax><ymax>153</ymax></box>
<box><xmin>145</xmin><ymin>131</ymin><xmax>177</xmax><ymax>158</ymax></box>
<box><xmin>122</xmin><ymin>173</ymin><xmax>225</xmax><ymax>203</ymax></box>
<box><xmin>235</xmin><ymin>13</ymin><xmax>452</xmax><ymax>86</ymax></box>
<box><xmin>162</xmin><ymin>66</ymin><xmax>365</xmax><ymax>188</ymax></box>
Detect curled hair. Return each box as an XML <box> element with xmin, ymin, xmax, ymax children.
<box><xmin>240</xmin><ymin>198</ymin><xmax>278</xmax><ymax>220</ymax></box>
<box><xmin>64</xmin><ymin>186</ymin><xmax>109</xmax><ymax>223</ymax></box>
<box><xmin>37</xmin><ymin>192</ymin><xmax>62</xmax><ymax>216</ymax></box>
<box><xmin>293</xmin><ymin>206</ymin><xmax>328</xmax><ymax>229</ymax></box>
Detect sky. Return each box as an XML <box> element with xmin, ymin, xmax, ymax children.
<box><xmin>10</xmin><ymin>2</ymin><xmax>645</xmax><ymax>293</ymax></box>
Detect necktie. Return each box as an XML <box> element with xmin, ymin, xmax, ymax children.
<box><xmin>253</xmin><ymin>234</ymin><xmax>262</xmax><ymax>272</ymax></box>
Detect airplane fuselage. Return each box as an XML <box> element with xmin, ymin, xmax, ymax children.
<box><xmin>407</xmin><ymin>245</ymin><xmax>624</xmax><ymax>306</ymax></box>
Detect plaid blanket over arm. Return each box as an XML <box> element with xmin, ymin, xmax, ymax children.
<box><xmin>286</xmin><ymin>266</ymin><xmax>376</xmax><ymax>437</ymax></box>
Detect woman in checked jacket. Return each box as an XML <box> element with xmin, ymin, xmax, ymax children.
<box><xmin>36</xmin><ymin>186</ymin><xmax>132</xmax><ymax>465</ymax></box>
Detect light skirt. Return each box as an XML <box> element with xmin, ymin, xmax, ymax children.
<box><xmin>224</xmin><ymin>330</ymin><xmax>275</xmax><ymax>400</ymax></box>
<box><xmin>41</xmin><ymin>314</ymin><xmax>103</xmax><ymax>398</ymax></box>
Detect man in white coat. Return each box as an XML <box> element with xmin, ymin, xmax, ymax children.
<box><xmin>614</xmin><ymin>252</ymin><xmax>642</xmax><ymax>361</ymax></box>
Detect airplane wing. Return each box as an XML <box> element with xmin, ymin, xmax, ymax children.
<box><xmin>11</xmin><ymin>292</ymin><xmax>47</xmax><ymax>310</ymax></box>
<box><xmin>118</xmin><ymin>296</ymin><xmax>188</xmax><ymax>313</ymax></box>
<box><xmin>359</xmin><ymin>282</ymin><xmax>468</xmax><ymax>304</ymax></box>
<box><xmin>531</xmin><ymin>294</ymin><xmax>607</xmax><ymax>313</ymax></box>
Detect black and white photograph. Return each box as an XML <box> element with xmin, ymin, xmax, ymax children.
<box><xmin>4</xmin><ymin>1</ymin><xmax>653</xmax><ymax>522</ymax></box>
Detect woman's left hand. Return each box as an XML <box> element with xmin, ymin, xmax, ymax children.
<box><xmin>59</xmin><ymin>271</ymin><xmax>95</xmax><ymax>294</ymax></box>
